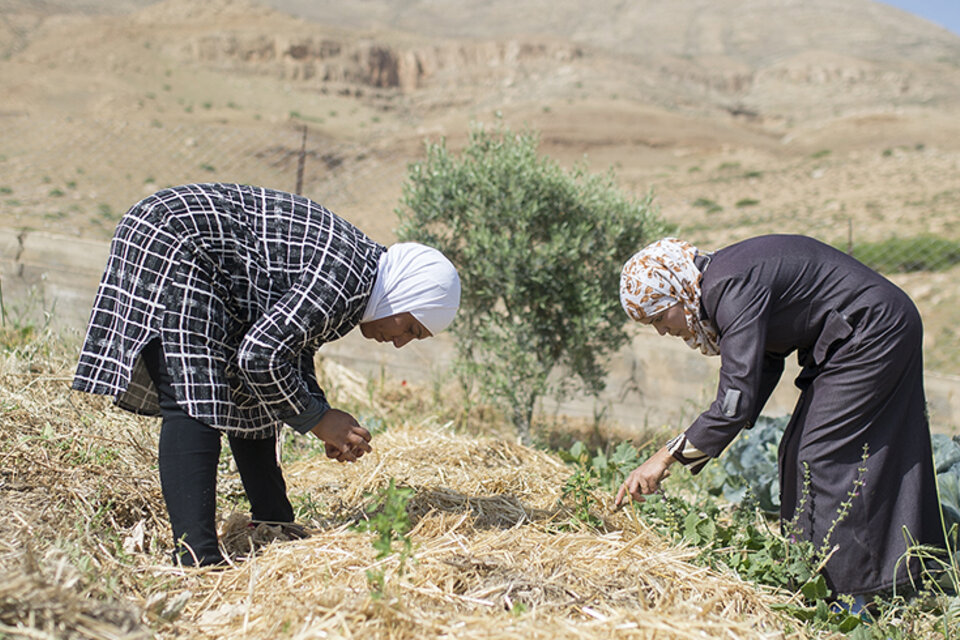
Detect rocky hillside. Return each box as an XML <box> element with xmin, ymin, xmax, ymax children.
<box><xmin>261</xmin><ymin>0</ymin><xmax>960</xmax><ymax>120</ymax></box>
<box><xmin>8</xmin><ymin>0</ymin><xmax>960</xmax><ymax>123</ymax></box>
<box><xmin>266</xmin><ymin>0</ymin><xmax>960</xmax><ymax>64</ymax></box>
<box><xmin>2</xmin><ymin>0</ymin><xmax>960</xmax><ymax>391</ymax></box>
<box><xmin>4</xmin><ymin>0</ymin><xmax>960</xmax><ymax>245</ymax></box>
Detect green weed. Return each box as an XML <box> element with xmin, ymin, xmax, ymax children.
<box><xmin>0</xmin><ymin>281</ymin><xmax>56</xmax><ymax>356</ymax></box>
<box><xmin>559</xmin><ymin>440</ymin><xmax>641</xmax><ymax>528</ymax></box>
<box><xmin>560</xmin><ymin>437</ymin><xmax>877</xmax><ymax>634</ymax></box>
<box><xmin>352</xmin><ymin>478</ymin><xmax>415</xmax><ymax>599</ymax></box>
<box><xmin>291</xmin><ymin>491</ymin><xmax>326</xmax><ymax>523</ymax></box>
<box><xmin>692</xmin><ymin>197</ymin><xmax>723</xmax><ymax>213</ymax></box>
<box><xmin>97</xmin><ymin>203</ymin><xmax>116</xmax><ymax>220</ymax></box>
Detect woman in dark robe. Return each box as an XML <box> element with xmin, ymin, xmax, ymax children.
<box><xmin>614</xmin><ymin>234</ymin><xmax>943</xmax><ymax>604</ymax></box>
<box><xmin>72</xmin><ymin>183</ymin><xmax>460</xmax><ymax>566</ymax></box>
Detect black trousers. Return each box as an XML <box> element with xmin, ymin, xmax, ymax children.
<box><xmin>141</xmin><ymin>340</ymin><xmax>294</xmax><ymax>566</ymax></box>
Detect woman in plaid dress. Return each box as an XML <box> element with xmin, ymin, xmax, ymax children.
<box><xmin>73</xmin><ymin>183</ymin><xmax>460</xmax><ymax>566</ymax></box>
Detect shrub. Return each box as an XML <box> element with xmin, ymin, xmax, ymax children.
<box><xmin>692</xmin><ymin>197</ymin><xmax>723</xmax><ymax>213</ymax></box>
<box><xmin>396</xmin><ymin>123</ymin><xmax>668</xmax><ymax>442</ymax></box>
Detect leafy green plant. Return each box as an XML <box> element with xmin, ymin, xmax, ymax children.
<box><xmin>559</xmin><ymin>441</ymin><xmax>644</xmax><ymax>528</ymax></box>
<box><xmin>770</xmin><ymin>577</ymin><xmax>864</xmax><ymax>634</ymax></box>
<box><xmin>561</xmin><ymin>465</ymin><xmax>601</xmax><ymax>528</ymax></box>
<box><xmin>700</xmin><ymin>420</ymin><xmax>960</xmax><ymax>633</ymax></box>
<box><xmin>934</xmin><ymin>434</ymin><xmax>960</xmax><ymax>531</ymax></box>
<box><xmin>353</xmin><ymin>479</ymin><xmax>415</xmax><ymax>599</ymax></box>
<box><xmin>701</xmin><ymin>415</ymin><xmax>787</xmax><ymax>513</ymax></box>
<box><xmin>290</xmin><ymin>491</ymin><xmax>326</xmax><ymax>524</ymax></box>
<box><xmin>637</xmin><ymin>488</ymin><xmax>820</xmax><ymax>593</ymax></box>
<box><xmin>559</xmin><ymin>440</ymin><xmax>643</xmax><ymax>490</ymax></box>
<box><xmin>396</xmin><ymin>122</ymin><xmax>667</xmax><ymax>443</ymax></box>
<box><xmin>560</xmin><ymin>438</ymin><xmax>868</xmax><ymax>634</ymax></box>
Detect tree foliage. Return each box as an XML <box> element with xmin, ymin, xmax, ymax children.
<box><xmin>396</xmin><ymin>123</ymin><xmax>667</xmax><ymax>442</ymax></box>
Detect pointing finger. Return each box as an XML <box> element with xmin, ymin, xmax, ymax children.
<box><xmin>348</xmin><ymin>433</ymin><xmax>372</xmax><ymax>453</ymax></box>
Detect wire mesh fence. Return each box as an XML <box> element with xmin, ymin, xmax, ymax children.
<box><xmin>2</xmin><ymin>113</ymin><xmax>958</xmax><ymax>270</ymax></box>
<box><xmin>0</xmin><ymin>114</ymin><xmax>408</xmax><ymax>240</ymax></box>
<box><xmin>0</xmin><ymin>112</ymin><xmax>958</xmax><ymax>381</ymax></box>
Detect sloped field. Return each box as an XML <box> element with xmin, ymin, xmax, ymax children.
<box><xmin>0</xmin><ymin>335</ymin><xmax>946</xmax><ymax>639</ymax></box>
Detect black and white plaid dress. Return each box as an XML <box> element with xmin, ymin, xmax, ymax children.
<box><xmin>72</xmin><ymin>183</ymin><xmax>385</xmax><ymax>439</ymax></box>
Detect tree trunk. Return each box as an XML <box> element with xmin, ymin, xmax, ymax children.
<box><xmin>512</xmin><ymin>396</ymin><xmax>536</xmax><ymax>446</ymax></box>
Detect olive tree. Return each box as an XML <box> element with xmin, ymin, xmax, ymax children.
<box><xmin>396</xmin><ymin>124</ymin><xmax>667</xmax><ymax>443</ymax></box>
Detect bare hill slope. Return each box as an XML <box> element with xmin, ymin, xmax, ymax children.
<box><xmin>1</xmin><ymin>0</ymin><xmax>960</xmax><ymax>389</ymax></box>
<box><xmin>266</xmin><ymin>0</ymin><xmax>960</xmax><ymax>60</ymax></box>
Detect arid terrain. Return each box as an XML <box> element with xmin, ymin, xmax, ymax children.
<box><xmin>2</xmin><ymin>3</ymin><xmax>960</xmax><ymax>639</ymax></box>
<box><xmin>1</xmin><ymin>0</ymin><xmax>959</xmax><ymax>426</ymax></box>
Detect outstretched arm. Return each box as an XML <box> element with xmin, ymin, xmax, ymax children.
<box><xmin>615</xmin><ymin>446</ymin><xmax>678</xmax><ymax>506</ymax></box>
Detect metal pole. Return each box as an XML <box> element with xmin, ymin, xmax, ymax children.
<box><xmin>295</xmin><ymin>125</ymin><xmax>308</xmax><ymax>195</ymax></box>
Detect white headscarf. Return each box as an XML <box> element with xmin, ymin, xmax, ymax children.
<box><xmin>361</xmin><ymin>243</ymin><xmax>461</xmax><ymax>335</ymax></box>
<box><xmin>619</xmin><ymin>238</ymin><xmax>720</xmax><ymax>356</ymax></box>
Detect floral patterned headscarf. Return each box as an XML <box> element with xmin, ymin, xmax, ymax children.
<box><xmin>619</xmin><ymin>238</ymin><xmax>720</xmax><ymax>356</ymax></box>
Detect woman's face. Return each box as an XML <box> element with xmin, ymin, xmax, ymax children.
<box><xmin>640</xmin><ymin>302</ymin><xmax>691</xmax><ymax>340</ymax></box>
<box><xmin>359</xmin><ymin>312</ymin><xmax>432</xmax><ymax>348</ymax></box>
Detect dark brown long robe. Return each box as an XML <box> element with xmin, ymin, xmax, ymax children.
<box><xmin>685</xmin><ymin>234</ymin><xmax>943</xmax><ymax>596</ymax></box>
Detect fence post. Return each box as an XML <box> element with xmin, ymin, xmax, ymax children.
<box><xmin>295</xmin><ymin>125</ymin><xmax>308</xmax><ymax>195</ymax></box>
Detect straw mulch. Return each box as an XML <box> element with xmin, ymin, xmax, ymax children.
<box><xmin>0</xmin><ymin>340</ymin><xmax>817</xmax><ymax>639</ymax></box>
<box><xmin>155</xmin><ymin>424</ymin><xmax>802</xmax><ymax>639</ymax></box>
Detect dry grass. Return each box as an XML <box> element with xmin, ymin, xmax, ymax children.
<box><xmin>153</xmin><ymin>421</ymin><xmax>798</xmax><ymax>639</ymax></box>
<box><xmin>0</xmin><ymin>333</ymin><xmax>839</xmax><ymax>639</ymax></box>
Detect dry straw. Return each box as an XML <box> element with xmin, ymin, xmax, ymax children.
<box><xmin>0</xmin><ymin>339</ymin><xmax>824</xmax><ymax>639</ymax></box>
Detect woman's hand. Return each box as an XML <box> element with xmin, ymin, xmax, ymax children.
<box><xmin>310</xmin><ymin>409</ymin><xmax>372</xmax><ymax>463</ymax></box>
<box><xmin>614</xmin><ymin>446</ymin><xmax>676</xmax><ymax>507</ymax></box>
<box><xmin>324</xmin><ymin>442</ymin><xmax>366</xmax><ymax>462</ymax></box>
